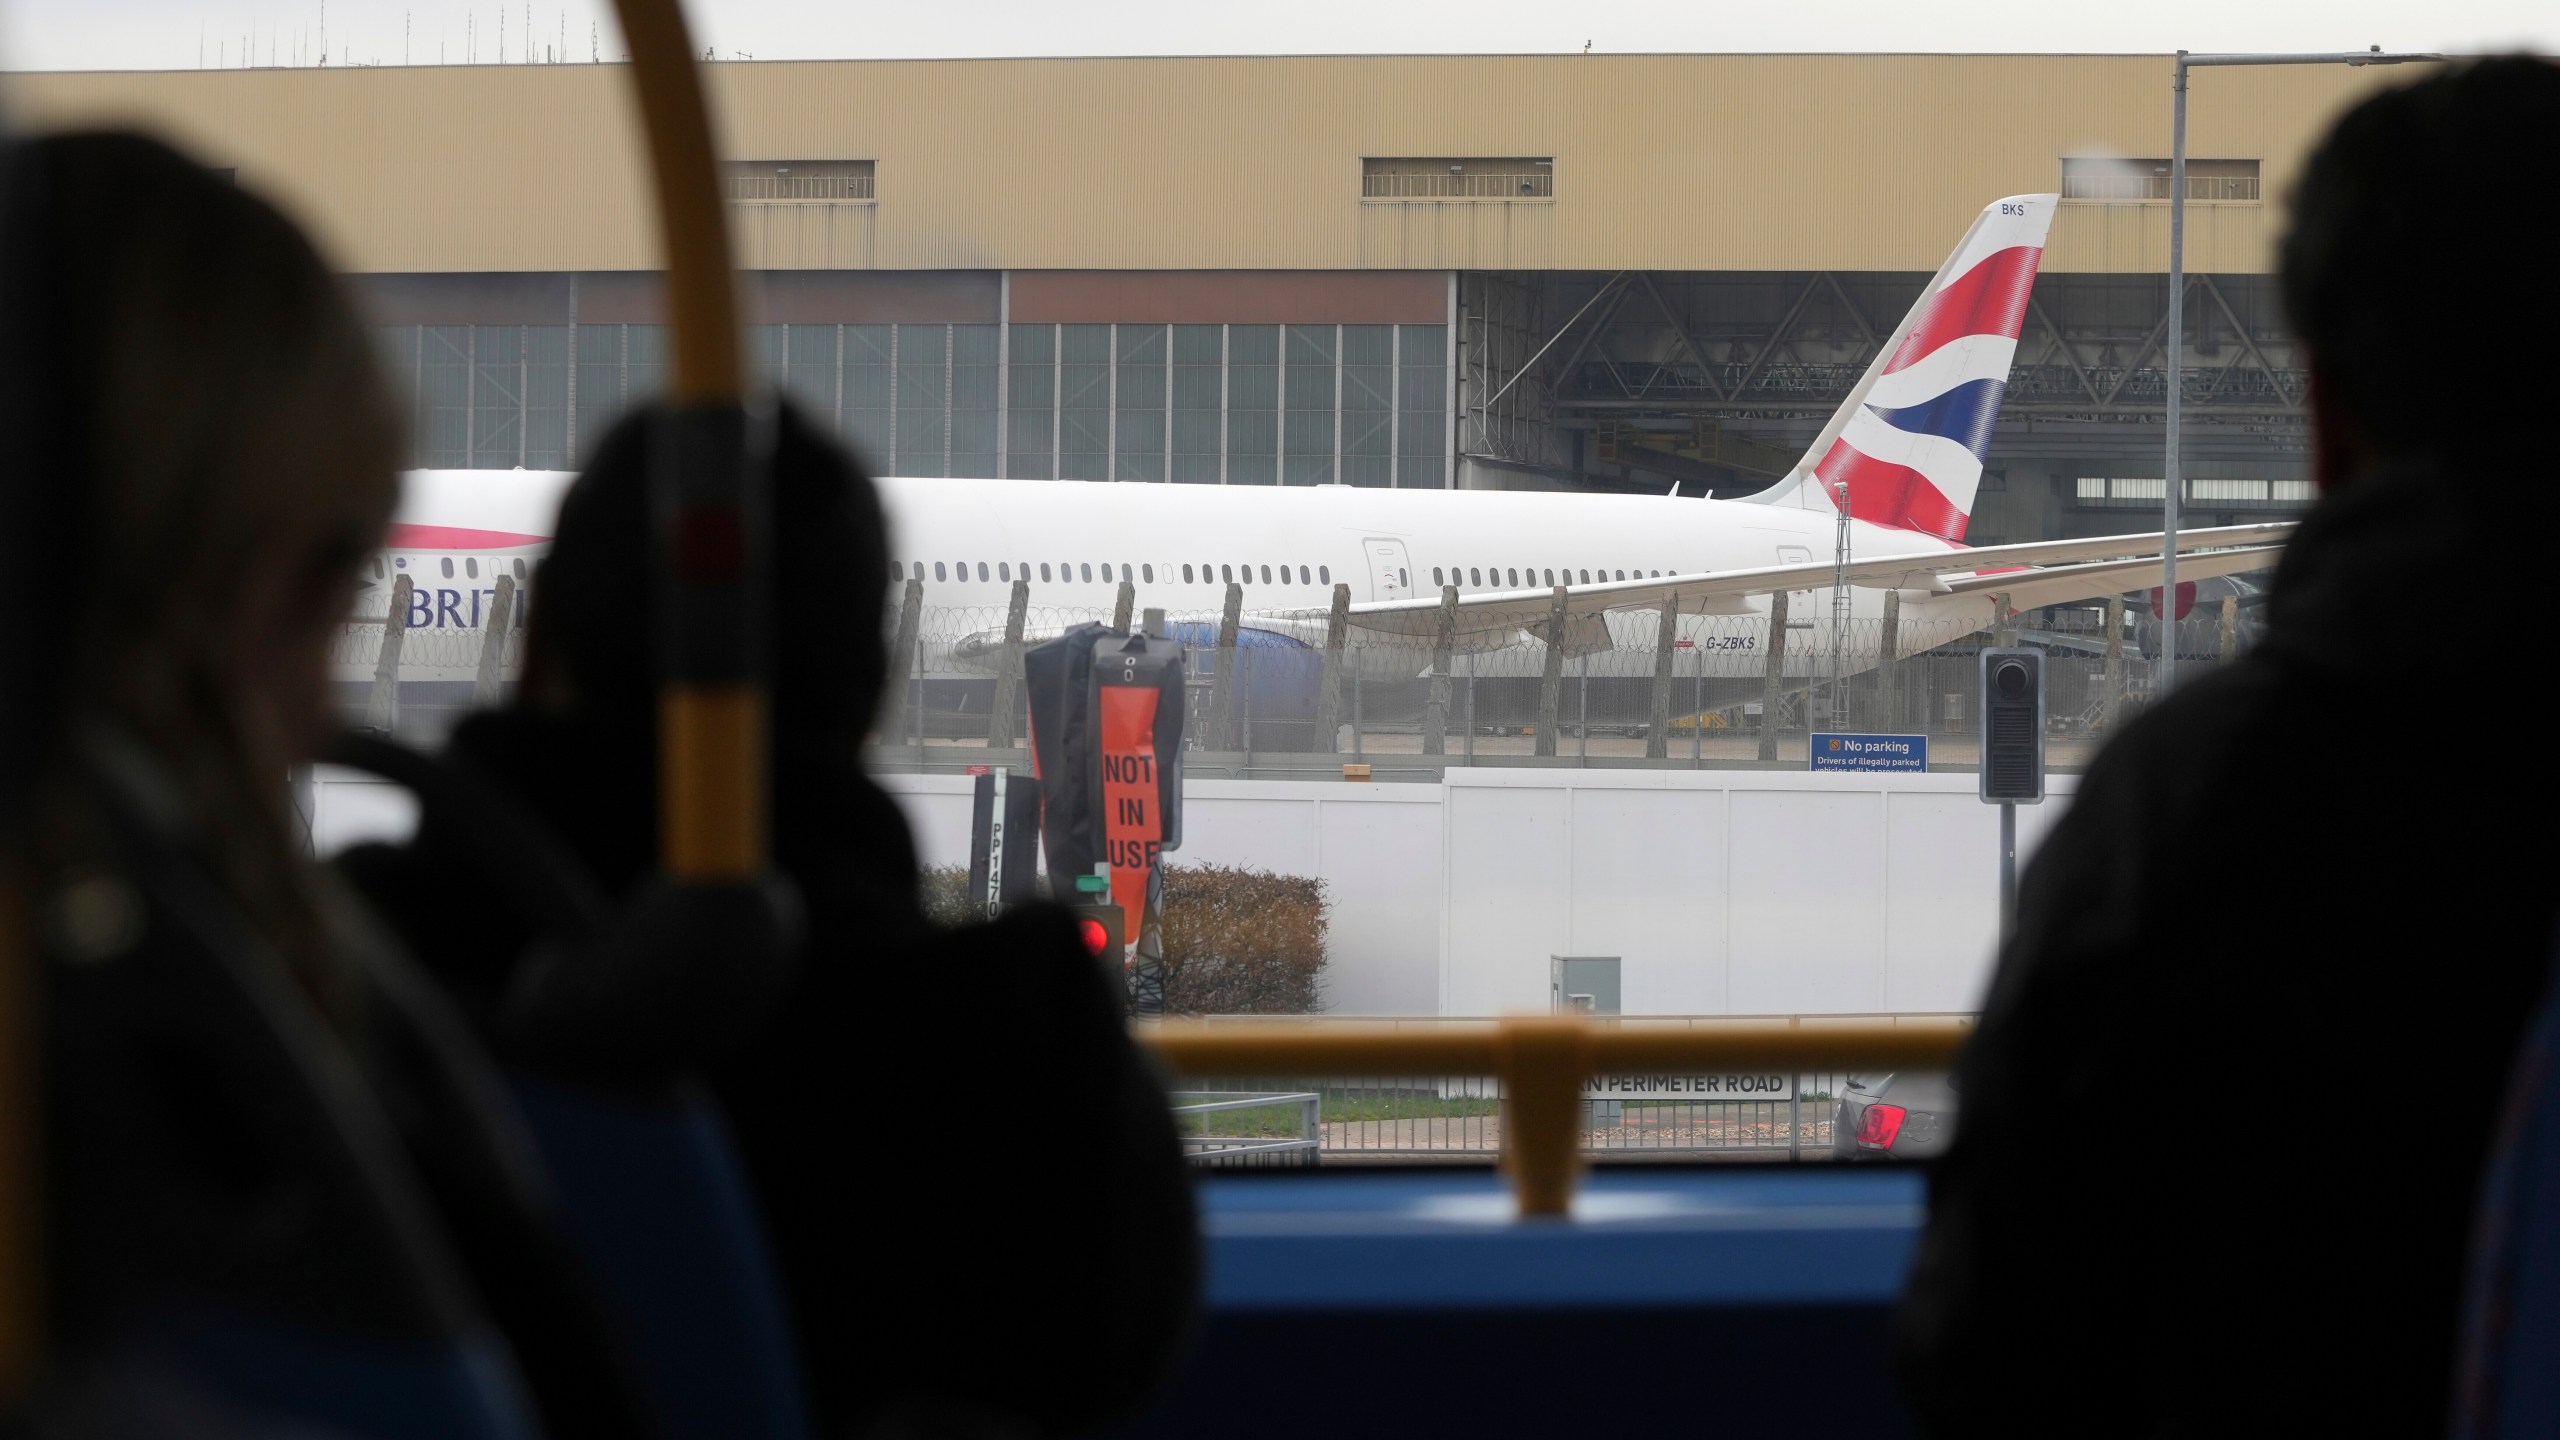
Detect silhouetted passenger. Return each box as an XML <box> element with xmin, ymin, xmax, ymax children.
<box><xmin>1898</xmin><ymin>57</ymin><xmax>2560</xmax><ymax>1437</ymax></box>
<box><xmin>14</xmin><ymin>131</ymin><xmax>653</xmax><ymax>1435</ymax></box>
<box><xmin>338</xmin><ymin>402</ymin><xmax>1199</xmax><ymax>1437</ymax></box>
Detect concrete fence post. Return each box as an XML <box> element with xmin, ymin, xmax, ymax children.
<box><xmin>1313</xmin><ymin>582</ymin><xmax>1349</xmax><ymax>752</ymax></box>
<box><xmin>1992</xmin><ymin>591</ymin><xmax>2017</xmax><ymax>649</ymax></box>
<box><xmin>1423</xmin><ymin>584</ymin><xmax>1458</xmax><ymax>757</ymax></box>
<box><xmin>367</xmin><ymin>573</ymin><xmax>413</xmax><ymax>734</ymax></box>
<box><xmin>1207</xmin><ymin>581</ymin><xmax>1244</xmax><ymax>750</ymax></box>
<box><xmin>2103</xmin><ymin>593</ymin><xmax>2125</xmax><ymax>731</ymax></box>
<box><xmin>987</xmin><ymin>578</ymin><xmax>1030</xmax><ymax>749</ymax></box>
<box><xmin>1645</xmin><ymin>597</ymin><xmax>1679</xmax><ymax>759</ymax></box>
<box><xmin>1534</xmin><ymin>585</ymin><xmax>1568</xmax><ymax>758</ymax></box>
<box><xmin>2217</xmin><ymin>593</ymin><xmax>2240</xmax><ymax>665</ymax></box>
<box><xmin>891</xmin><ymin>578</ymin><xmax>923</xmax><ymax>746</ymax></box>
<box><xmin>1756</xmin><ymin>588</ymin><xmax>1789</xmax><ymax>763</ymax></box>
<box><xmin>471</xmin><ymin>572</ymin><xmax>516</xmax><ymax>709</ymax></box>
<box><xmin>1877</xmin><ymin>589</ymin><xmax>1901</xmax><ymax>732</ymax></box>
<box><xmin>1112</xmin><ymin>578</ymin><xmax>1136</xmax><ymax>633</ymax></box>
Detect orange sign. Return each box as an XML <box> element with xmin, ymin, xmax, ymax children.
<box><xmin>1097</xmin><ymin>684</ymin><xmax>1165</xmax><ymax>942</ymax></box>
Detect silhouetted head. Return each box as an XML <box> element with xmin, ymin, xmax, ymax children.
<box><xmin>30</xmin><ymin>130</ymin><xmax>401</xmax><ymax>1002</ymax></box>
<box><xmin>523</xmin><ymin>400</ymin><xmax>893</xmax><ymax>774</ymax></box>
<box><xmin>2282</xmin><ymin>55</ymin><xmax>2560</xmax><ymax>483</ymax></box>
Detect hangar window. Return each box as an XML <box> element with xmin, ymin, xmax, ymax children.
<box><xmin>722</xmin><ymin>159</ymin><xmax>875</xmax><ymax>203</ymax></box>
<box><xmin>2060</xmin><ymin>156</ymin><xmax>2259</xmax><ymax>202</ymax></box>
<box><xmin>1363</xmin><ymin>157</ymin><xmax>1554</xmax><ymax>200</ymax></box>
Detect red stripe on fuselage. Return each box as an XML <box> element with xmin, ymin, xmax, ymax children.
<box><xmin>1883</xmin><ymin>245</ymin><xmax>2043</xmax><ymax>375</ymax></box>
<box><xmin>1812</xmin><ymin>439</ymin><xmax>1970</xmax><ymax>542</ymax></box>
<box><xmin>388</xmin><ymin>523</ymin><xmax>549</xmax><ymax>550</ymax></box>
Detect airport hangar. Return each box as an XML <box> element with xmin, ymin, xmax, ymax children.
<box><xmin>16</xmin><ymin>53</ymin><xmax>2401</xmax><ymax>543</ymax></box>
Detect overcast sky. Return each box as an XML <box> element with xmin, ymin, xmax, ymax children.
<box><xmin>5</xmin><ymin>0</ymin><xmax>2557</xmax><ymax>72</ymax></box>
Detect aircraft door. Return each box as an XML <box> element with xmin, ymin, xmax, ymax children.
<box><xmin>1362</xmin><ymin>537</ymin><xmax>1414</xmax><ymax>602</ymax></box>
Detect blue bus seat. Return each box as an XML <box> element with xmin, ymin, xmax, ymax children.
<box><xmin>2455</xmin><ymin>940</ymin><xmax>2560</xmax><ymax>1438</ymax></box>
<box><xmin>1107</xmin><ymin>1167</ymin><xmax>1924</xmax><ymax>1440</ymax></box>
<box><xmin>510</xmin><ymin>1076</ymin><xmax>808</xmax><ymax>1440</ymax></box>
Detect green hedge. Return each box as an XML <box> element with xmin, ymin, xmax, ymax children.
<box><xmin>917</xmin><ymin>861</ymin><xmax>1330</xmax><ymax>1014</ymax></box>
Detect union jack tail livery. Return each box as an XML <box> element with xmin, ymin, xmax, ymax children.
<box><xmin>1751</xmin><ymin>193</ymin><xmax>2057</xmax><ymax>542</ymax></box>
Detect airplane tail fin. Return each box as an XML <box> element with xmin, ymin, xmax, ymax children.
<box><xmin>1747</xmin><ymin>194</ymin><xmax>2057</xmax><ymax>542</ymax></box>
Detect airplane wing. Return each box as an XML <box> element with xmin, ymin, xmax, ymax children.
<box><xmin>1285</xmin><ymin>522</ymin><xmax>2295</xmax><ymax>642</ymax></box>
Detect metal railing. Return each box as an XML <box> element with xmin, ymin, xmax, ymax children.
<box><xmin>875</xmin><ymin>599</ymin><xmax>2268</xmax><ymax>772</ymax></box>
<box><xmin>2061</xmin><ymin>173</ymin><xmax>2261</xmax><ymax>202</ymax></box>
<box><xmin>724</xmin><ymin>173</ymin><xmax>874</xmax><ymax>202</ymax></box>
<box><xmin>1173</xmin><ymin>1091</ymin><xmax>1322</xmax><ymax>1169</ymax></box>
<box><xmin>1144</xmin><ymin>1014</ymin><xmax>1972</xmax><ymax>1214</ymax></box>
<box><xmin>1363</xmin><ymin>171</ymin><xmax>1552</xmax><ymax>199</ymax></box>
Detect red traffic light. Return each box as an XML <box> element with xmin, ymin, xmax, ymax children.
<box><xmin>1077</xmin><ymin>917</ymin><xmax>1111</xmax><ymax>957</ymax></box>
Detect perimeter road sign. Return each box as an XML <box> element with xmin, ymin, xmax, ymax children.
<box><xmin>1809</xmin><ymin>733</ymin><xmax>1928</xmax><ymax>773</ymax></box>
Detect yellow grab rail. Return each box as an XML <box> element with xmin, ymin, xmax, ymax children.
<box><xmin>607</xmin><ymin>0</ymin><xmax>765</xmax><ymax>881</ymax></box>
<box><xmin>1144</xmin><ymin>1015</ymin><xmax>1972</xmax><ymax>1217</ymax></box>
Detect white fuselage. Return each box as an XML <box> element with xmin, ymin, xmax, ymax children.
<box><xmin>374</xmin><ymin>471</ymin><xmax>2002</xmax><ymax>686</ymax></box>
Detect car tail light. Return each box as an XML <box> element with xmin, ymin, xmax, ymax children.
<box><xmin>1856</xmin><ymin>1103</ymin><xmax>1907</xmax><ymax>1150</ymax></box>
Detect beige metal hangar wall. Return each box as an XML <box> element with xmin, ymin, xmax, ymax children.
<box><xmin>6</xmin><ymin>53</ymin><xmax>2405</xmax><ymax>277</ymax></box>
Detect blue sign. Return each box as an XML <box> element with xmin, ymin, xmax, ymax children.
<box><xmin>1809</xmin><ymin>733</ymin><xmax>1928</xmax><ymax>773</ymax></box>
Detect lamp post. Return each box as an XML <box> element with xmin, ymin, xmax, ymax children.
<box><xmin>2158</xmin><ymin>46</ymin><xmax>2439</xmax><ymax>694</ymax></box>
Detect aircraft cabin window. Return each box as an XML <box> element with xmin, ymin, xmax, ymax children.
<box><xmin>1432</xmin><ymin>567</ymin><xmax>1443</xmax><ymax>585</ymax></box>
<box><xmin>1143</xmin><ymin>564</ymin><xmax>1154</xmax><ymax>582</ymax></box>
<box><xmin>1079</xmin><ymin>563</ymin><xmax>1092</xmax><ymax>582</ymax></box>
<box><xmin>371</xmin><ymin>557</ymin><xmax>385</xmax><ymax>579</ymax></box>
<box><xmin>973</xmin><ymin>562</ymin><xmax>986</xmax><ymax>581</ymax></box>
<box><xmin>1319</xmin><ymin>566</ymin><xmax>1330</xmax><ymax>584</ymax></box>
<box><xmin>1221</xmin><ymin>565</ymin><xmax>1232</xmax><ymax>583</ymax></box>
<box><xmin>891</xmin><ymin>561</ymin><xmax>903</xmax><ymax>581</ymax></box>
<box><xmin>1122</xmin><ymin>564</ymin><xmax>1133</xmax><ymax>582</ymax></box>
<box><xmin>1469</xmin><ymin>568</ymin><xmax>1481</xmax><ymax>586</ymax></box>
<box><xmin>1039</xmin><ymin>563</ymin><xmax>1051</xmax><ymax>582</ymax></box>
<box><xmin>514</xmin><ymin>559</ymin><xmax>527</xmax><ymax>580</ymax></box>
<box><xmin>934</xmin><ymin>562</ymin><xmax>947</xmax><ymax>581</ymax></box>
<box><xmin>999</xmin><ymin>562</ymin><xmax>1010</xmax><ymax>581</ymax></box>
<box><xmin>1260</xmin><ymin>565</ymin><xmax>1272</xmax><ymax>584</ymax></box>
<box><xmin>1299</xmin><ymin>565</ymin><xmax>1311</xmax><ymax>584</ymax></box>
<box><xmin>1541</xmin><ymin>568</ymin><xmax>1553</xmax><ymax>586</ymax></box>
<box><xmin>467</xmin><ymin>558</ymin><xmax>480</xmax><ymax>579</ymax></box>
<box><xmin>1181</xmin><ymin>564</ymin><xmax>1193</xmax><ymax>583</ymax></box>
<box><xmin>1579</xmin><ymin>569</ymin><xmax>1590</xmax><ymax>583</ymax></box>
<box><xmin>438</xmin><ymin>557</ymin><xmax>453</xmax><ymax>578</ymax></box>
<box><xmin>1399</xmin><ymin>569</ymin><xmax>1408</xmax><ymax>586</ymax></box>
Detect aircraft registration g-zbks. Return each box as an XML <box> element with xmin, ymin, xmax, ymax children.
<box><xmin>369</xmin><ymin>193</ymin><xmax>2291</xmax><ymax>707</ymax></box>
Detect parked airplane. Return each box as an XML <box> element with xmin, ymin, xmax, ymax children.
<box><xmin>363</xmin><ymin>194</ymin><xmax>2289</xmax><ymax>716</ymax></box>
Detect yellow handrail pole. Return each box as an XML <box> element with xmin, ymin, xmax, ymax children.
<box><xmin>0</xmin><ymin>871</ymin><xmax>37</xmax><ymax>1405</ymax></box>
<box><xmin>604</xmin><ymin>0</ymin><xmax>763</xmax><ymax>881</ymax></box>
<box><xmin>1145</xmin><ymin>1017</ymin><xmax>1974</xmax><ymax>1217</ymax></box>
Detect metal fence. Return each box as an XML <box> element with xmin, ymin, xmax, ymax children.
<box><xmin>2060</xmin><ymin>173</ymin><xmax>2262</xmax><ymax>202</ymax></box>
<box><xmin>1171</xmin><ymin>1074</ymin><xmax>1852</xmax><ymax>1163</ymax></box>
<box><xmin>1362</xmin><ymin>171</ymin><xmax>1554</xmax><ymax>199</ymax></box>
<box><xmin>724</xmin><ymin>173</ymin><xmax>875</xmax><ymax>201</ymax></box>
<box><xmin>878</xmin><ymin>596</ymin><xmax>2261</xmax><ymax>771</ymax></box>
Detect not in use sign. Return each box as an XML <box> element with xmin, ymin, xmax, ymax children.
<box><xmin>1809</xmin><ymin>733</ymin><xmax>1928</xmax><ymax>773</ymax></box>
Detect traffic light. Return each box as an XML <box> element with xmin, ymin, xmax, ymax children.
<box><xmin>1978</xmin><ymin>647</ymin><xmax>2046</xmax><ymax>804</ymax></box>
<box><xmin>1069</xmin><ymin>901</ymin><xmax>1125</xmax><ymax>971</ymax></box>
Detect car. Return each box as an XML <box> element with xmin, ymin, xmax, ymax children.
<box><xmin>1833</xmin><ymin>1071</ymin><xmax>1957</xmax><ymax>1160</ymax></box>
